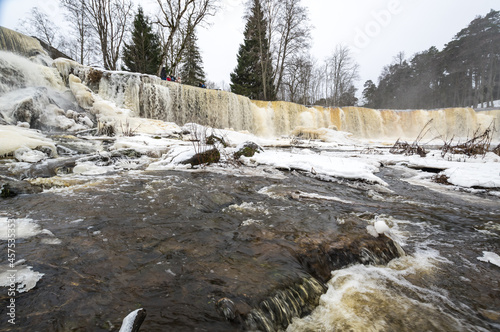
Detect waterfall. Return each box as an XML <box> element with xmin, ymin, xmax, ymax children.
<box><xmin>0</xmin><ymin>27</ymin><xmax>48</xmax><ymax>59</ymax></box>
<box><xmin>0</xmin><ymin>27</ymin><xmax>498</xmax><ymax>141</ymax></box>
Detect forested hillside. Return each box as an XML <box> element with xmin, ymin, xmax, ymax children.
<box><xmin>363</xmin><ymin>9</ymin><xmax>500</xmax><ymax>109</ymax></box>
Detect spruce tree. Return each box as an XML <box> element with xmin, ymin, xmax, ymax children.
<box><xmin>122</xmin><ymin>7</ymin><xmax>161</xmax><ymax>75</ymax></box>
<box><xmin>179</xmin><ymin>25</ymin><xmax>206</xmax><ymax>86</ymax></box>
<box><xmin>230</xmin><ymin>0</ymin><xmax>275</xmax><ymax>100</ymax></box>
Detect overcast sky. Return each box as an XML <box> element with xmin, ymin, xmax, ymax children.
<box><xmin>1</xmin><ymin>0</ymin><xmax>499</xmax><ymax>95</ymax></box>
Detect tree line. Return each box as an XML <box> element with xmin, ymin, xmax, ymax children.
<box><xmin>229</xmin><ymin>0</ymin><xmax>359</xmax><ymax>105</ymax></box>
<box><xmin>19</xmin><ymin>0</ymin><xmax>360</xmax><ymax>103</ymax></box>
<box><xmin>20</xmin><ymin>0</ymin><xmax>214</xmax><ymax>87</ymax></box>
<box><xmin>363</xmin><ymin>9</ymin><xmax>500</xmax><ymax>109</ymax></box>
<box><xmin>20</xmin><ymin>1</ymin><xmax>497</xmax><ymax>108</ymax></box>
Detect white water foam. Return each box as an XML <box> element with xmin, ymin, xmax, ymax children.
<box><xmin>286</xmin><ymin>248</ymin><xmax>479</xmax><ymax>332</ymax></box>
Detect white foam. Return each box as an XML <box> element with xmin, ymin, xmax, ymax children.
<box><xmin>287</xmin><ymin>249</ymin><xmax>469</xmax><ymax>332</ymax></box>
<box><xmin>224</xmin><ymin>202</ymin><xmax>270</xmax><ymax>215</ymax></box>
<box><xmin>0</xmin><ymin>217</ymin><xmax>48</xmax><ymax>240</ymax></box>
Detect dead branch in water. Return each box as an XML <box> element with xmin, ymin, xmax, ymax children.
<box><xmin>390</xmin><ymin>120</ymin><xmax>433</xmax><ymax>157</ymax></box>
<box><xmin>441</xmin><ymin>122</ymin><xmax>496</xmax><ymax>159</ymax></box>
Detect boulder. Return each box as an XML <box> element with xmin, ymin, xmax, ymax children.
<box><xmin>180</xmin><ymin>148</ymin><xmax>221</xmax><ymax>166</ymax></box>
<box><xmin>234</xmin><ymin>141</ymin><xmax>264</xmax><ymax>159</ymax></box>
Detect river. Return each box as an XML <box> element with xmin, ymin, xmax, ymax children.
<box><xmin>1</xmin><ymin>145</ymin><xmax>499</xmax><ymax>331</ymax></box>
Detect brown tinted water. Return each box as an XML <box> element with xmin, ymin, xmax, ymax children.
<box><xmin>0</xmin><ymin>164</ymin><xmax>499</xmax><ymax>331</ymax></box>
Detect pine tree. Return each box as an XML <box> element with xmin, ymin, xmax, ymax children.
<box><xmin>230</xmin><ymin>0</ymin><xmax>275</xmax><ymax>101</ymax></box>
<box><xmin>179</xmin><ymin>25</ymin><xmax>206</xmax><ymax>87</ymax></box>
<box><xmin>122</xmin><ymin>7</ymin><xmax>161</xmax><ymax>75</ymax></box>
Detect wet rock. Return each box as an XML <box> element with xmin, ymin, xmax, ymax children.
<box><xmin>181</xmin><ymin>148</ymin><xmax>220</xmax><ymax>166</ymax></box>
<box><xmin>243</xmin><ymin>277</ymin><xmax>326</xmax><ymax>332</ymax></box>
<box><xmin>16</xmin><ymin>158</ymin><xmax>78</xmax><ymax>179</ymax></box>
<box><xmin>13</xmin><ymin>96</ymin><xmax>42</xmax><ymax>128</ymax></box>
<box><xmin>295</xmin><ymin>234</ymin><xmax>404</xmax><ymax>283</ymax></box>
<box><xmin>234</xmin><ymin>141</ymin><xmax>264</xmax><ymax>159</ymax></box>
<box><xmin>206</xmin><ymin>134</ymin><xmax>228</xmax><ymax>148</ymax></box>
<box><xmin>1</xmin><ymin>180</ymin><xmax>42</xmax><ymax>198</ymax></box>
<box><xmin>220</xmin><ymin>298</ymin><xmax>253</xmax><ymax>322</ymax></box>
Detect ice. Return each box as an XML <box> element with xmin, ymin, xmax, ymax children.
<box><xmin>0</xmin><ymin>264</ymin><xmax>44</xmax><ymax>293</ymax></box>
<box><xmin>244</xmin><ymin>149</ymin><xmax>387</xmax><ymax>185</ymax></box>
<box><xmin>0</xmin><ymin>217</ymin><xmax>55</xmax><ymax>240</ymax></box>
<box><xmin>0</xmin><ymin>125</ymin><xmax>56</xmax><ymax>156</ymax></box>
<box><xmin>13</xmin><ymin>147</ymin><xmax>47</xmax><ymax>163</ymax></box>
<box><xmin>477</xmin><ymin>251</ymin><xmax>500</xmax><ymax>267</ymax></box>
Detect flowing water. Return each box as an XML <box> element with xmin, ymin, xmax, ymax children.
<box><xmin>0</xmin><ymin>155</ymin><xmax>499</xmax><ymax>331</ymax></box>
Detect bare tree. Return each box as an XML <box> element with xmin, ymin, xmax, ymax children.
<box><xmin>266</xmin><ymin>0</ymin><xmax>311</xmax><ymax>96</ymax></box>
<box><xmin>282</xmin><ymin>54</ymin><xmax>313</xmax><ymax>104</ymax></box>
<box><xmin>18</xmin><ymin>7</ymin><xmax>58</xmax><ymax>47</ymax></box>
<box><xmin>325</xmin><ymin>45</ymin><xmax>359</xmax><ymax>106</ymax></box>
<box><xmin>155</xmin><ymin>0</ymin><xmax>219</xmax><ymax>75</ymax></box>
<box><xmin>85</xmin><ymin>0</ymin><xmax>133</xmax><ymax>70</ymax></box>
<box><xmin>60</xmin><ymin>0</ymin><xmax>97</xmax><ymax>65</ymax></box>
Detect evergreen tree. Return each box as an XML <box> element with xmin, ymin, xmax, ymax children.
<box><xmin>122</xmin><ymin>7</ymin><xmax>161</xmax><ymax>75</ymax></box>
<box><xmin>362</xmin><ymin>80</ymin><xmax>377</xmax><ymax>107</ymax></box>
<box><xmin>230</xmin><ymin>0</ymin><xmax>275</xmax><ymax>100</ymax></box>
<box><xmin>179</xmin><ymin>25</ymin><xmax>206</xmax><ymax>86</ymax></box>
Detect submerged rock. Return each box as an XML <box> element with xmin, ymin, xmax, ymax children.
<box><xmin>216</xmin><ymin>232</ymin><xmax>404</xmax><ymax>332</ymax></box>
<box><xmin>295</xmin><ymin>234</ymin><xmax>404</xmax><ymax>283</ymax></box>
<box><xmin>1</xmin><ymin>180</ymin><xmax>42</xmax><ymax>198</ymax></box>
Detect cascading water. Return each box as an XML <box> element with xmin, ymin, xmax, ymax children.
<box><xmin>50</xmin><ymin>56</ymin><xmax>500</xmax><ymax>142</ymax></box>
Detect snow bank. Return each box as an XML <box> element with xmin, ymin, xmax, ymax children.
<box><xmin>443</xmin><ymin>162</ymin><xmax>500</xmax><ymax>188</ymax></box>
<box><xmin>244</xmin><ymin>150</ymin><xmax>387</xmax><ymax>185</ymax></box>
<box><xmin>404</xmin><ymin>152</ymin><xmax>500</xmax><ymax>189</ymax></box>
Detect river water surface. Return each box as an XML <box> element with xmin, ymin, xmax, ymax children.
<box><xmin>0</xmin><ymin>153</ymin><xmax>499</xmax><ymax>331</ymax></box>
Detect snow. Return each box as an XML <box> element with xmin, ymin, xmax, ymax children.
<box><xmin>443</xmin><ymin>161</ymin><xmax>500</xmax><ymax>188</ymax></box>
<box><xmin>0</xmin><ymin>217</ymin><xmax>55</xmax><ymax>240</ymax></box>
<box><xmin>477</xmin><ymin>251</ymin><xmax>500</xmax><ymax>267</ymax></box>
<box><xmin>243</xmin><ymin>149</ymin><xmax>388</xmax><ymax>185</ymax></box>
<box><xmin>476</xmin><ymin>100</ymin><xmax>500</xmax><ymax>109</ymax></box>
<box><xmin>119</xmin><ymin>309</ymin><xmax>143</xmax><ymax>332</ymax></box>
<box><xmin>0</xmin><ymin>263</ymin><xmax>44</xmax><ymax>293</ymax></box>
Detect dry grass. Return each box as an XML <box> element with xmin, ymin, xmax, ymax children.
<box><xmin>433</xmin><ymin>174</ymin><xmax>452</xmax><ymax>185</ymax></box>
<box><xmin>390</xmin><ymin>120</ymin><xmax>433</xmax><ymax>157</ymax></box>
<box><xmin>493</xmin><ymin>143</ymin><xmax>500</xmax><ymax>156</ymax></box>
<box><xmin>87</xmin><ymin>68</ymin><xmax>103</xmax><ymax>84</ymax></box>
<box><xmin>441</xmin><ymin>123</ymin><xmax>495</xmax><ymax>159</ymax></box>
